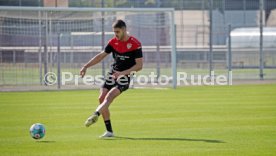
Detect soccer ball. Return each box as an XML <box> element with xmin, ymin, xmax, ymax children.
<box><xmin>29</xmin><ymin>123</ymin><xmax>46</xmax><ymax>140</ymax></box>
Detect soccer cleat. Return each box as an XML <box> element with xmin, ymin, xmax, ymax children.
<box><xmin>99</xmin><ymin>131</ymin><xmax>114</xmax><ymax>138</ymax></box>
<box><xmin>84</xmin><ymin>114</ymin><xmax>99</xmax><ymax>127</ymax></box>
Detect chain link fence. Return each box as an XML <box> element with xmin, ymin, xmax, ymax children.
<box><xmin>0</xmin><ymin>7</ymin><xmax>176</xmax><ymax>90</ymax></box>
<box><xmin>0</xmin><ymin>0</ymin><xmax>276</xmax><ymax>91</ymax></box>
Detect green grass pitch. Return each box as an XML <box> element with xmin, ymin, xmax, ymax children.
<box><xmin>0</xmin><ymin>84</ymin><xmax>275</xmax><ymax>155</ymax></box>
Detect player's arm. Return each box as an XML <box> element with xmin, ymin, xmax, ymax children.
<box><xmin>124</xmin><ymin>58</ymin><xmax>143</xmax><ymax>74</ymax></box>
<box><xmin>80</xmin><ymin>51</ymin><xmax>109</xmax><ymax>78</ymax></box>
<box><xmin>113</xmin><ymin>58</ymin><xmax>143</xmax><ymax>78</ymax></box>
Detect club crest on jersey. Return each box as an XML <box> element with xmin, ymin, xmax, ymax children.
<box><xmin>127</xmin><ymin>43</ymin><xmax>132</xmax><ymax>49</ymax></box>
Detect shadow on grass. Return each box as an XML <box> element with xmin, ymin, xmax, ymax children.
<box><xmin>104</xmin><ymin>136</ymin><xmax>225</xmax><ymax>143</ymax></box>
<box><xmin>36</xmin><ymin>141</ymin><xmax>56</xmax><ymax>143</ymax></box>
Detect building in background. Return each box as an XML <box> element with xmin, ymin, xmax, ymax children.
<box><xmin>43</xmin><ymin>0</ymin><xmax>68</xmax><ymax>7</ymax></box>
<box><xmin>0</xmin><ymin>0</ymin><xmax>68</xmax><ymax>7</ymax></box>
<box><xmin>0</xmin><ymin>0</ymin><xmax>275</xmax><ymax>87</ymax></box>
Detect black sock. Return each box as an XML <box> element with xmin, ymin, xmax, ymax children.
<box><xmin>104</xmin><ymin>120</ymin><xmax>113</xmax><ymax>133</ymax></box>
<box><xmin>94</xmin><ymin>111</ymin><xmax>100</xmax><ymax>116</ymax></box>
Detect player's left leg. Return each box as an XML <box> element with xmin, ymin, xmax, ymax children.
<box><xmin>96</xmin><ymin>87</ymin><xmax>121</xmax><ymax>115</ymax></box>
<box><xmin>95</xmin><ymin>75</ymin><xmax>130</xmax><ymax>115</ymax></box>
<box><xmin>84</xmin><ymin>72</ymin><xmax>115</xmax><ymax>128</ymax></box>
<box><xmin>85</xmin><ymin>75</ymin><xmax>130</xmax><ymax>138</ymax></box>
<box><xmin>85</xmin><ymin>88</ymin><xmax>121</xmax><ymax>127</ymax></box>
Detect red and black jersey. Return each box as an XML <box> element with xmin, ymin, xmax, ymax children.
<box><xmin>104</xmin><ymin>36</ymin><xmax>143</xmax><ymax>71</ymax></box>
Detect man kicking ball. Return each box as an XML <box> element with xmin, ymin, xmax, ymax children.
<box><xmin>80</xmin><ymin>20</ymin><xmax>143</xmax><ymax>138</ymax></box>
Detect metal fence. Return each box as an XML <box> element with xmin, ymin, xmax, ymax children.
<box><xmin>0</xmin><ymin>7</ymin><xmax>177</xmax><ymax>90</ymax></box>
<box><xmin>0</xmin><ymin>0</ymin><xmax>276</xmax><ymax>91</ymax></box>
<box><xmin>173</xmin><ymin>0</ymin><xmax>276</xmax><ymax>81</ymax></box>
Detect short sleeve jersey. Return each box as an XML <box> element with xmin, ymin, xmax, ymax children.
<box><xmin>104</xmin><ymin>36</ymin><xmax>143</xmax><ymax>71</ymax></box>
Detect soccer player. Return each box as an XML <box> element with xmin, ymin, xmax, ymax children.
<box><xmin>80</xmin><ymin>20</ymin><xmax>143</xmax><ymax>138</ymax></box>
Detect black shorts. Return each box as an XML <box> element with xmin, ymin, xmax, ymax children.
<box><xmin>102</xmin><ymin>72</ymin><xmax>131</xmax><ymax>93</ymax></box>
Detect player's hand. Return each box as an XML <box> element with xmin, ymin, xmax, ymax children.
<box><xmin>80</xmin><ymin>66</ymin><xmax>87</xmax><ymax>78</ymax></box>
<box><xmin>112</xmin><ymin>70</ymin><xmax>125</xmax><ymax>79</ymax></box>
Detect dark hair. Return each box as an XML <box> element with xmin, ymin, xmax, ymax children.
<box><xmin>112</xmin><ymin>19</ymin><xmax>126</xmax><ymax>29</ymax></box>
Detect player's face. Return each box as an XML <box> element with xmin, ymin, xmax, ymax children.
<box><xmin>113</xmin><ymin>27</ymin><xmax>125</xmax><ymax>41</ymax></box>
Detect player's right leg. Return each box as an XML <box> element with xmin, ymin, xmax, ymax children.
<box><xmin>84</xmin><ymin>88</ymin><xmax>120</xmax><ymax>128</ymax></box>
<box><xmin>99</xmin><ymin>88</ymin><xmax>110</xmax><ymax>121</ymax></box>
<box><xmin>84</xmin><ymin>88</ymin><xmax>110</xmax><ymax>127</ymax></box>
<box><xmin>85</xmin><ymin>72</ymin><xmax>115</xmax><ymax>127</ymax></box>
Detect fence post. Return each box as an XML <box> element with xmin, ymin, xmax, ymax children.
<box><xmin>38</xmin><ymin>10</ymin><xmax>43</xmax><ymax>85</ymax></box>
<box><xmin>57</xmin><ymin>23</ymin><xmax>61</xmax><ymax>89</ymax></box>
<box><xmin>101</xmin><ymin>0</ymin><xmax>105</xmax><ymax>77</ymax></box>
<box><xmin>13</xmin><ymin>50</ymin><xmax>16</xmax><ymax>65</ymax></box>
<box><xmin>227</xmin><ymin>24</ymin><xmax>232</xmax><ymax>85</ymax></box>
<box><xmin>156</xmin><ymin>44</ymin><xmax>160</xmax><ymax>81</ymax></box>
<box><xmin>43</xmin><ymin>12</ymin><xmax>48</xmax><ymax>86</ymax></box>
<box><xmin>259</xmin><ymin>0</ymin><xmax>264</xmax><ymax>80</ymax></box>
<box><xmin>208</xmin><ymin>0</ymin><xmax>213</xmax><ymax>77</ymax></box>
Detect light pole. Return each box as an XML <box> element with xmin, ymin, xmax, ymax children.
<box><xmin>259</xmin><ymin>0</ymin><xmax>264</xmax><ymax>80</ymax></box>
